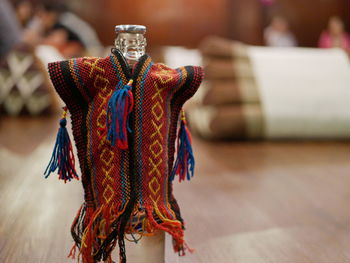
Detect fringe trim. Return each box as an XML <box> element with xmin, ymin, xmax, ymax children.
<box><xmin>68</xmin><ymin>202</ymin><xmax>127</xmax><ymax>263</ymax></box>
<box><xmin>135</xmin><ymin>201</ymin><xmax>191</xmax><ymax>255</ymax></box>
<box><xmin>121</xmin><ymin>200</ymin><xmax>194</xmax><ymax>255</ymax></box>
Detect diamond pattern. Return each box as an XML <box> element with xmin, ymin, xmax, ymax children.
<box><xmin>103</xmin><ymin>184</ymin><xmax>115</xmax><ymax>203</ymax></box>
<box><xmin>149</xmin><ymin>177</ymin><xmax>160</xmax><ymax>196</ymax></box>
<box><xmin>97</xmin><ymin>109</ymin><xmax>107</xmax><ymax>129</ymax></box>
<box><xmin>151</xmin><ymin>101</ymin><xmax>164</xmax><ymax>121</ymax></box>
<box><xmin>147</xmin><ymin>72</ymin><xmax>174</xmax><ymax>202</ymax></box>
<box><xmin>149</xmin><ymin>140</ymin><xmax>163</xmax><ymax>158</ymax></box>
<box><xmin>101</xmin><ymin>148</ymin><xmax>114</xmax><ymax>166</ymax></box>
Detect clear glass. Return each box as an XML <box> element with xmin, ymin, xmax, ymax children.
<box><xmin>114</xmin><ymin>25</ymin><xmax>147</xmax><ymax>66</ymax></box>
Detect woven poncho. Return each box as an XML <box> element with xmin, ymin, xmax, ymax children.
<box><xmin>47</xmin><ymin>49</ymin><xmax>204</xmax><ymax>263</ymax></box>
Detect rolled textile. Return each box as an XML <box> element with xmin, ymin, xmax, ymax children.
<box><xmin>194</xmin><ymin>37</ymin><xmax>350</xmax><ymax>140</ymax></box>
<box><xmin>203</xmin><ymin>56</ymin><xmax>254</xmax><ymax>80</ymax></box>
<box><xmin>198</xmin><ymin>79</ymin><xmax>260</xmax><ymax>105</ymax></box>
<box><xmin>248</xmin><ymin>46</ymin><xmax>350</xmax><ymax>139</ymax></box>
<box><xmin>187</xmin><ymin>104</ymin><xmax>264</xmax><ymax>140</ymax></box>
<box><xmin>199</xmin><ymin>36</ymin><xmax>249</xmax><ymax>59</ymax></box>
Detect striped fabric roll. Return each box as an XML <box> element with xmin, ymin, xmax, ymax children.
<box><xmin>189</xmin><ymin>36</ymin><xmax>262</xmax><ymax>140</ymax></box>
<box><xmin>197</xmin><ymin>79</ymin><xmax>260</xmax><ymax>105</ymax></box>
<box><xmin>188</xmin><ymin>104</ymin><xmax>264</xmax><ymax>140</ymax></box>
<box><xmin>190</xmin><ymin>36</ymin><xmax>350</xmax><ymax>140</ymax></box>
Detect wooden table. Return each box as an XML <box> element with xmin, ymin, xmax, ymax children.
<box><xmin>1</xmin><ymin>116</ymin><xmax>350</xmax><ymax>262</ymax></box>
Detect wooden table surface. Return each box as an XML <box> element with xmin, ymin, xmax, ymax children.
<box><xmin>1</xmin><ymin>116</ymin><xmax>350</xmax><ymax>263</ymax></box>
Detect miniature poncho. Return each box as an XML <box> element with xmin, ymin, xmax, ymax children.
<box><xmin>45</xmin><ymin>48</ymin><xmax>204</xmax><ymax>263</ymax></box>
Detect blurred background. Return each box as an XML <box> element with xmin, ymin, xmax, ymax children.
<box><xmin>1</xmin><ymin>0</ymin><xmax>350</xmax><ymax>262</ymax></box>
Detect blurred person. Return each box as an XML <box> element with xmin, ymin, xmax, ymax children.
<box><xmin>319</xmin><ymin>16</ymin><xmax>350</xmax><ymax>53</ymax></box>
<box><xmin>13</xmin><ymin>0</ymin><xmax>34</xmax><ymax>27</ymax></box>
<box><xmin>22</xmin><ymin>1</ymin><xmax>66</xmax><ymax>46</ymax></box>
<box><xmin>58</xmin><ymin>11</ymin><xmax>102</xmax><ymax>55</ymax></box>
<box><xmin>42</xmin><ymin>24</ymin><xmax>86</xmax><ymax>58</ymax></box>
<box><xmin>35</xmin><ymin>24</ymin><xmax>86</xmax><ymax>67</ymax></box>
<box><xmin>0</xmin><ymin>0</ymin><xmax>22</xmax><ymax>60</ymax></box>
<box><xmin>25</xmin><ymin>1</ymin><xmax>101</xmax><ymax>55</ymax></box>
<box><xmin>264</xmin><ymin>16</ymin><xmax>297</xmax><ymax>47</ymax></box>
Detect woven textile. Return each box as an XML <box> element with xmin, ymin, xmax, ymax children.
<box><xmin>190</xmin><ymin>36</ymin><xmax>263</xmax><ymax>140</ymax></box>
<box><xmin>0</xmin><ymin>46</ymin><xmax>52</xmax><ymax>116</ymax></box>
<box><xmin>48</xmin><ymin>49</ymin><xmax>203</xmax><ymax>263</ymax></box>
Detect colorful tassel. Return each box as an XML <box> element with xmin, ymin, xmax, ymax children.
<box><xmin>170</xmin><ymin>110</ymin><xmax>195</xmax><ymax>182</ymax></box>
<box><xmin>44</xmin><ymin>106</ymin><xmax>79</xmax><ymax>183</ymax></box>
<box><xmin>106</xmin><ymin>79</ymin><xmax>134</xmax><ymax>149</ymax></box>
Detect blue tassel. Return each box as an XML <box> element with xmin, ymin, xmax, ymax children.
<box><xmin>44</xmin><ymin>107</ymin><xmax>79</xmax><ymax>183</ymax></box>
<box><xmin>106</xmin><ymin>79</ymin><xmax>134</xmax><ymax>149</ymax></box>
<box><xmin>170</xmin><ymin>110</ymin><xmax>195</xmax><ymax>182</ymax></box>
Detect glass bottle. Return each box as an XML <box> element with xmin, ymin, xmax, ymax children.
<box><xmin>114</xmin><ymin>25</ymin><xmax>147</xmax><ymax>66</ymax></box>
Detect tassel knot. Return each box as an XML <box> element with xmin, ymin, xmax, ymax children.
<box><xmin>171</xmin><ymin>110</ymin><xmax>195</xmax><ymax>182</ymax></box>
<box><xmin>106</xmin><ymin>79</ymin><xmax>134</xmax><ymax>149</ymax></box>
<box><xmin>60</xmin><ymin>118</ymin><xmax>67</xmax><ymax>127</ymax></box>
<box><xmin>44</xmin><ymin>107</ymin><xmax>79</xmax><ymax>183</ymax></box>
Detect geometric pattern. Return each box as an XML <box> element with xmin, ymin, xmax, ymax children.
<box><xmin>0</xmin><ymin>50</ymin><xmax>51</xmax><ymax>116</ymax></box>
<box><xmin>86</xmin><ymin>59</ymin><xmax>116</xmax><ymax>205</ymax></box>
<box><xmin>147</xmin><ymin>66</ymin><xmax>174</xmax><ymax>203</ymax></box>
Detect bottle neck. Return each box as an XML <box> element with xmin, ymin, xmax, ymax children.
<box><xmin>115</xmin><ymin>32</ymin><xmax>147</xmax><ymax>66</ymax></box>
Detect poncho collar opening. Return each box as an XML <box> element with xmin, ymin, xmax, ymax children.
<box><xmin>111</xmin><ymin>48</ymin><xmax>151</xmax><ymax>81</ymax></box>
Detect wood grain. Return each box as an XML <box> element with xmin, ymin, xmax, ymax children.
<box><xmin>1</xmin><ymin>117</ymin><xmax>350</xmax><ymax>262</ymax></box>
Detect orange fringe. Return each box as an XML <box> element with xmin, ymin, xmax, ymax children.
<box><xmin>145</xmin><ymin>201</ymin><xmax>186</xmax><ymax>253</ymax></box>
<box><xmin>67</xmin><ymin>203</ymin><xmax>127</xmax><ymax>263</ymax></box>
<box><xmin>68</xmin><ymin>201</ymin><xmax>193</xmax><ymax>262</ymax></box>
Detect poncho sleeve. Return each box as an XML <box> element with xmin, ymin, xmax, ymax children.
<box><xmin>47</xmin><ymin>57</ymin><xmax>101</xmax><ymax>191</ymax></box>
<box><xmin>167</xmin><ymin>65</ymin><xmax>204</xmax><ymax>171</ymax></box>
<box><xmin>48</xmin><ymin>57</ymin><xmax>100</xmax><ymax>111</ymax></box>
<box><xmin>177</xmin><ymin>65</ymin><xmax>204</xmax><ymax>103</ymax></box>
